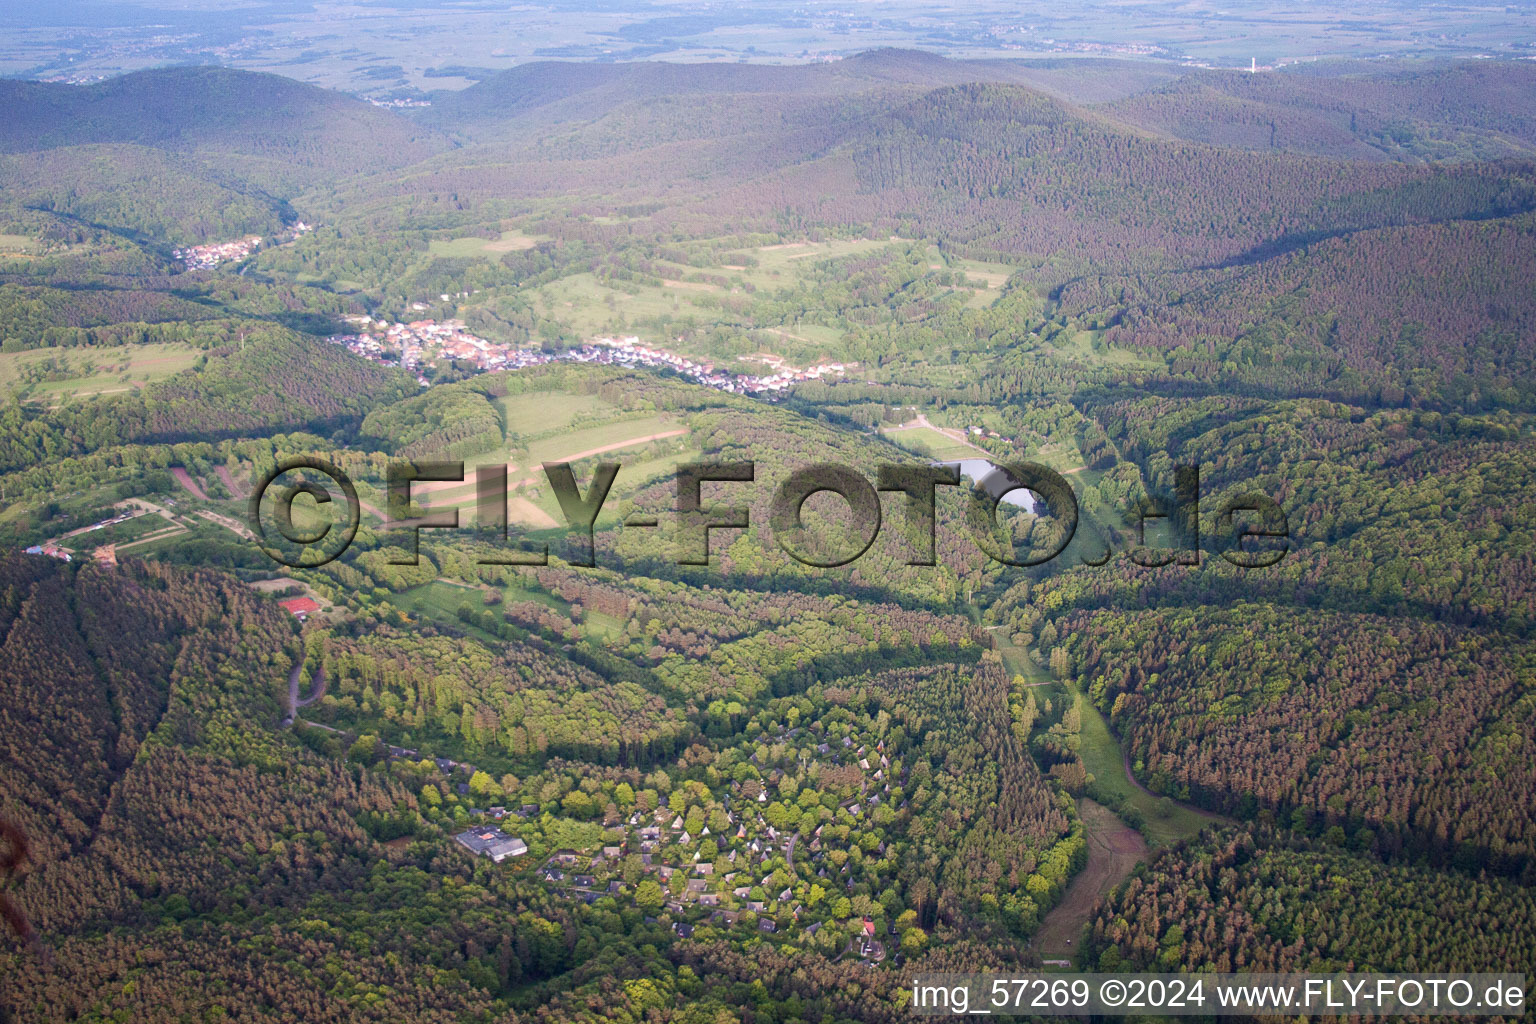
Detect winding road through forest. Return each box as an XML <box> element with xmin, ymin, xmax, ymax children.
<box><xmin>282</xmin><ymin>660</ymin><xmax>327</xmax><ymax>726</ymax></box>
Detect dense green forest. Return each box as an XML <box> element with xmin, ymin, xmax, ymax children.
<box><xmin>1087</xmin><ymin>827</ymin><xmax>1536</xmax><ymax>974</ymax></box>
<box><xmin>1</xmin><ymin>50</ymin><xmax>1533</xmax><ymax>1023</ymax></box>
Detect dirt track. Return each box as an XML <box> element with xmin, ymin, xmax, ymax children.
<box><xmin>214</xmin><ymin>464</ymin><xmax>247</xmax><ymax>498</ymax></box>
<box><xmin>1033</xmin><ymin>798</ymin><xmax>1148</xmax><ymax>962</ymax></box>
<box><xmin>502</xmin><ymin>428</ymin><xmax>690</xmax><ymax>491</ymax></box>
<box><xmin>171</xmin><ymin>467</ymin><xmax>208</xmax><ymax>500</ymax></box>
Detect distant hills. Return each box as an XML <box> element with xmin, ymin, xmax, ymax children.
<box><xmin>4</xmin><ymin>52</ymin><xmax>1535</xmax><ymax>386</ymax></box>
<box><xmin>0</xmin><ymin>66</ymin><xmax>452</xmax><ymax>194</ymax></box>
<box><xmin>321</xmin><ymin>54</ymin><xmax>1536</xmax><ymax>285</ymax></box>
<box><xmin>1102</xmin><ymin>62</ymin><xmax>1536</xmax><ymax>161</ymax></box>
<box><xmin>418</xmin><ymin>49</ymin><xmax>1536</xmax><ymax>161</ymax></box>
<box><xmin>0</xmin><ymin>66</ymin><xmax>456</xmax><ymax>244</ymax></box>
<box><xmin>419</xmin><ymin>49</ymin><xmax>1181</xmax><ymax>137</ymax></box>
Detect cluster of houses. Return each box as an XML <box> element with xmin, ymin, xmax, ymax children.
<box><xmin>511</xmin><ymin>728</ymin><xmax>902</xmax><ymax>961</ymax></box>
<box><xmin>173</xmin><ymin>235</ymin><xmax>263</xmax><ymax>270</ymax></box>
<box><xmin>328</xmin><ymin>317</ymin><xmax>513</xmax><ymax>384</ymax></box>
<box><xmin>174</xmin><ymin>222</ymin><xmax>312</xmax><ymax>270</ymax></box>
<box><xmin>582</xmin><ymin>337</ymin><xmax>848</xmax><ymax>397</ymax></box>
<box><xmin>325</xmin><ymin>320</ymin><xmax>848</xmax><ymax>399</ymax></box>
<box><xmin>23</xmin><ymin>542</ymin><xmax>70</xmax><ymax>562</ymax></box>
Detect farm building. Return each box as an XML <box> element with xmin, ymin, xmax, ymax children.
<box><xmin>279</xmin><ymin>595</ymin><xmax>321</xmax><ymax>619</ymax></box>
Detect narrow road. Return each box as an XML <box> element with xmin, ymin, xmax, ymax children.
<box><xmin>1120</xmin><ymin>740</ymin><xmax>1224</xmax><ymax>825</ymax></box>
<box><xmin>283</xmin><ymin>660</ymin><xmax>328</xmax><ymax>726</ymax></box>
<box><xmin>114</xmin><ymin>525</ymin><xmax>188</xmax><ymax>551</ymax></box>
<box><xmin>1122</xmin><ymin>747</ymin><xmax>1157</xmax><ymax>800</ymax></box>
<box><xmin>785</xmin><ymin>832</ymin><xmax>798</xmax><ymax>871</ymax></box>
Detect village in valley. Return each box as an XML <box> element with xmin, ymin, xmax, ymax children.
<box><xmin>173</xmin><ymin>222</ymin><xmax>313</xmax><ymax>270</ymax></box>
<box><xmin>172</xmin><ymin>226</ymin><xmax>852</xmax><ymax>396</ymax></box>
<box><xmin>327</xmin><ymin>318</ymin><xmax>849</xmax><ymax>398</ymax></box>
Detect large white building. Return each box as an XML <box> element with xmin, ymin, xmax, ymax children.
<box><xmin>454</xmin><ymin>828</ymin><xmax>528</xmax><ymax>863</ymax></box>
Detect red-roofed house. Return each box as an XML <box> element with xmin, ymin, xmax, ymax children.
<box><xmin>279</xmin><ymin>596</ymin><xmax>321</xmax><ymax>619</ymax></box>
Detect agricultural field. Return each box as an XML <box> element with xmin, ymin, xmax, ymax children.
<box><xmin>949</xmin><ymin>257</ymin><xmax>1016</xmax><ymax>307</ymax></box>
<box><xmin>495</xmin><ymin>390</ymin><xmax>620</xmax><ymax>438</ymax></box>
<box><xmin>747</xmin><ymin>237</ymin><xmax>898</xmax><ymax>275</ymax></box>
<box><xmin>79</xmin><ymin>511</ymin><xmax>176</xmax><ymax>547</ymax></box>
<box><xmin>528</xmin><ymin>238</ymin><xmax>911</xmax><ymax>363</ymax></box>
<box><xmin>880</xmin><ymin>423</ymin><xmax>985</xmax><ymax>462</ymax></box>
<box><xmin>532</xmin><ymin>271</ymin><xmax>704</xmax><ymax>338</ymax></box>
<box><xmin>0</xmin><ymin>342</ymin><xmax>203</xmax><ymax>404</ymax></box>
<box><xmin>522</xmin><ymin>413</ymin><xmax>680</xmax><ymax>464</ymax></box>
<box><xmin>0</xmin><ymin>234</ymin><xmax>40</xmax><ymax>257</ymax></box>
<box><xmin>1053</xmin><ymin>328</ymin><xmax>1163</xmax><ymax>368</ymax></box>
<box><xmin>428</xmin><ymin>229</ymin><xmax>545</xmax><ymax>259</ymax></box>
<box><xmin>393</xmin><ymin>576</ymin><xmax>566</xmax><ymax>634</ymax></box>
<box><xmin>404</xmin><ymin>409</ymin><xmax>690</xmax><ymax>525</ymax></box>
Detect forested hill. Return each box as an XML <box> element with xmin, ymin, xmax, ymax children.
<box><xmin>1098</xmin><ymin>61</ymin><xmax>1536</xmax><ymax>162</ymax></box>
<box><xmin>420</xmin><ymin>49</ymin><xmax>1176</xmax><ymax>133</ymax></box>
<box><xmin>359</xmin><ymin>56</ymin><xmax>1536</xmax><ymax>285</ymax></box>
<box><xmin>0</xmin><ymin>67</ymin><xmax>454</xmax><ymax>193</ymax></box>
<box><xmin>420</xmin><ymin>51</ymin><xmax>1536</xmax><ymax>160</ymax></box>
<box><xmin>413</xmin><ymin>50</ymin><xmax>1000</xmax><ymax>144</ymax></box>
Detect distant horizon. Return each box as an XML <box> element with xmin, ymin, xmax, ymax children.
<box><xmin>8</xmin><ymin>46</ymin><xmax>1536</xmax><ymax>98</ymax></box>
<box><xmin>4</xmin><ymin>0</ymin><xmax>1533</xmax><ymax>96</ymax></box>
